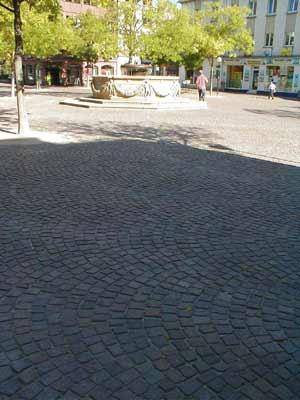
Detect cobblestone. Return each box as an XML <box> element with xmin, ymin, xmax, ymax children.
<box><xmin>0</xmin><ymin>91</ymin><xmax>300</xmax><ymax>398</ymax></box>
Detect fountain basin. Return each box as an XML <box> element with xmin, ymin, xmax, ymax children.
<box><xmin>91</xmin><ymin>75</ymin><xmax>181</xmax><ymax>100</ymax></box>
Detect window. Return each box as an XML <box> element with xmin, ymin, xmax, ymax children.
<box><xmin>267</xmin><ymin>0</ymin><xmax>277</xmax><ymax>14</ymax></box>
<box><xmin>26</xmin><ymin>65</ymin><xmax>35</xmax><ymax>81</ymax></box>
<box><xmin>285</xmin><ymin>32</ymin><xmax>295</xmax><ymax>46</ymax></box>
<box><xmin>288</xmin><ymin>0</ymin><xmax>298</xmax><ymax>12</ymax></box>
<box><xmin>265</xmin><ymin>33</ymin><xmax>274</xmax><ymax>46</ymax></box>
<box><xmin>231</xmin><ymin>0</ymin><xmax>239</xmax><ymax>5</ymax></box>
<box><xmin>248</xmin><ymin>0</ymin><xmax>257</xmax><ymax>16</ymax></box>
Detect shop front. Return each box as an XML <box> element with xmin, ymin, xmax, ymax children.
<box><xmin>23</xmin><ymin>56</ymin><xmax>84</xmax><ymax>86</ymax></box>
<box><xmin>222</xmin><ymin>57</ymin><xmax>300</xmax><ymax>96</ymax></box>
<box><xmin>23</xmin><ymin>56</ymin><xmax>118</xmax><ymax>87</ymax></box>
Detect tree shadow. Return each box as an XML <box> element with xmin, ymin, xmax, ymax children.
<box><xmin>48</xmin><ymin>118</ymin><xmax>233</xmax><ymax>152</ymax></box>
<box><xmin>0</xmin><ymin>84</ymin><xmax>89</xmax><ymax>98</ymax></box>
<box><xmin>31</xmin><ymin>90</ymin><xmax>90</xmax><ymax>98</ymax></box>
<box><xmin>0</xmin><ymin>109</ymin><xmax>17</xmax><ymax>134</ymax></box>
<box><xmin>0</xmin><ymin>101</ymin><xmax>233</xmax><ymax>151</ymax></box>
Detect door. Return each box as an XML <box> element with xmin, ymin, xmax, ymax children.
<box><xmin>45</xmin><ymin>67</ymin><xmax>60</xmax><ymax>86</ymax></box>
<box><xmin>252</xmin><ymin>70</ymin><xmax>259</xmax><ymax>90</ymax></box>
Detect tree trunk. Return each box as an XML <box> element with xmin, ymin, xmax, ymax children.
<box><xmin>152</xmin><ymin>64</ymin><xmax>156</xmax><ymax>76</ymax></box>
<box><xmin>209</xmin><ymin>58</ymin><xmax>214</xmax><ymax>97</ymax></box>
<box><xmin>35</xmin><ymin>63</ymin><xmax>41</xmax><ymax>91</ymax></box>
<box><xmin>11</xmin><ymin>71</ymin><xmax>15</xmax><ymax>98</ymax></box>
<box><xmin>128</xmin><ymin>52</ymin><xmax>134</xmax><ymax>67</ymax></box>
<box><xmin>13</xmin><ymin>0</ymin><xmax>29</xmax><ymax>134</ymax></box>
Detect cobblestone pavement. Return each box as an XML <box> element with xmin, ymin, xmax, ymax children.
<box><xmin>0</xmin><ymin>136</ymin><xmax>300</xmax><ymax>400</ymax></box>
<box><xmin>0</xmin><ymin>88</ymin><xmax>300</xmax><ymax>399</ymax></box>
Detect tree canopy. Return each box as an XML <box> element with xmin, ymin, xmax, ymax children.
<box><xmin>71</xmin><ymin>10</ymin><xmax>118</xmax><ymax>63</ymax></box>
<box><xmin>198</xmin><ymin>2</ymin><xmax>254</xmax><ymax>62</ymax></box>
<box><xmin>0</xmin><ymin>7</ymin><xmax>13</xmax><ymax>63</ymax></box>
<box><xmin>142</xmin><ymin>1</ymin><xmax>194</xmax><ymax>65</ymax></box>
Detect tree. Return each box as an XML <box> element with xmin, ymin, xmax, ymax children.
<box><xmin>0</xmin><ymin>0</ymin><xmax>61</xmax><ymax>134</ymax></box>
<box><xmin>117</xmin><ymin>0</ymin><xmax>155</xmax><ymax>64</ymax></box>
<box><xmin>69</xmin><ymin>10</ymin><xmax>118</xmax><ymax>86</ymax></box>
<box><xmin>142</xmin><ymin>2</ymin><xmax>194</xmax><ymax>68</ymax></box>
<box><xmin>71</xmin><ymin>11</ymin><xmax>118</xmax><ymax>65</ymax></box>
<box><xmin>199</xmin><ymin>3</ymin><xmax>253</xmax><ymax>95</ymax></box>
<box><xmin>23</xmin><ymin>5</ymin><xmax>77</xmax><ymax>90</ymax></box>
<box><xmin>0</xmin><ymin>8</ymin><xmax>14</xmax><ymax>96</ymax></box>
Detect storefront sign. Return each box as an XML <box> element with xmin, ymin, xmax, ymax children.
<box><xmin>272</xmin><ymin>58</ymin><xmax>293</xmax><ymax>65</ymax></box>
<box><xmin>281</xmin><ymin>48</ymin><xmax>292</xmax><ymax>57</ymax></box>
<box><xmin>224</xmin><ymin>59</ymin><xmax>243</xmax><ymax>65</ymax></box>
<box><xmin>246</xmin><ymin>59</ymin><xmax>261</xmax><ymax>66</ymax></box>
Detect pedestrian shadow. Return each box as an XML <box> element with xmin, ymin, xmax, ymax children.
<box><xmin>245</xmin><ymin>108</ymin><xmax>300</xmax><ymax>119</ymax></box>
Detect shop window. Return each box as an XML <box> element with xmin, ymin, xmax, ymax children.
<box><xmin>266</xmin><ymin>66</ymin><xmax>294</xmax><ymax>92</ymax></box>
<box><xmin>288</xmin><ymin>0</ymin><xmax>298</xmax><ymax>12</ymax></box>
<box><xmin>227</xmin><ymin>65</ymin><xmax>243</xmax><ymax>88</ymax></box>
<box><xmin>285</xmin><ymin>32</ymin><xmax>295</xmax><ymax>46</ymax></box>
<box><xmin>248</xmin><ymin>0</ymin><xmax>257</xmax><ymax>16</ymax></box>
<box><xmin>267</xmin><ymin>0</ymin><xmax>277</xmax><ymax>14</ymax></box>
<box><xmin>265</xmin><ymin>33</ymin><xmax>274</xmax><ymax>47</ymax></box>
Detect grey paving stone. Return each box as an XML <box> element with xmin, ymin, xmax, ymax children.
<box><xmin>0</xmin><ymin>113</ymin><xmax>299</xmax><ymax>399</ymax></box>
<box><xmin>0</xmin><ymin>378</ymin><xmax>21</xmax><ymax>396</ymax></box>
<box><xmin>179</xmin><ymin>377</ymin><xmax>202</xmax><ymax>395</ymax></box>
<box><xmin>0</xmin><ymin>367</ymin><xmax>13</xmax><ymax>382</ymax></box>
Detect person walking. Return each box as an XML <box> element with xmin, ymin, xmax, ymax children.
<box><xmin>268</xmin><ymin>80</ymin><xmax>276</xmax><ymax>100</ymax></box>
<box><xmin>196</xmin><ymin>70</ymin><xmax>208</xmax><ymax>102</ymax></box>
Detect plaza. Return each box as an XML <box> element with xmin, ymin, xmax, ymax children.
<box><xmin>0</xmin><ymin>86</ymin><xmax>300</xmax><ymax>399</ymax></box>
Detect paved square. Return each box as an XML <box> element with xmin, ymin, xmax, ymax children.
<box><xmin>0</xmin><ymin>88</ymin><xmax>300</xmax><ymax>399</ymax></box>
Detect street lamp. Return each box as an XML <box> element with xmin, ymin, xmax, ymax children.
<box><xmin>216</xmin><ymin>56</ymin><xmax>222</xmax><ymax>96</ymax></box>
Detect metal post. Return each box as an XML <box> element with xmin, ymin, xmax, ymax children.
<box><xmin>216</xmin><ymin>57</ymin><xmax>222</xmax><ymax>96</ymax></box>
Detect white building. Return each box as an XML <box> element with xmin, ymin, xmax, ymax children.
<box><xmin>179</xmin><ymin>0</ymin><xmax>300</xmax><ymax>96</ymax></box>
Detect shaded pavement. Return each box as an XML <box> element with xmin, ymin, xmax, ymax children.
<box><xmin>0</xmin><ymin>138</ymin><xmax>300</xmax><ymax>399</ymax></box>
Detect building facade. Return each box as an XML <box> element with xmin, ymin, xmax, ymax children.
<box><xmin>180</xmin><ymin>0</ymin><xmax>300</xmax><ymax>96</ymax></box>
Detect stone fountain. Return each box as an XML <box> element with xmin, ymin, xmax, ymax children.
<box><xmin>91</xmin><ymin>75</ymin><xmax>181</xmax><ymax>101</ymax></box>
<box><xmin>60</xmin><ymin>74</ymin><xmax>207</xmax><ymax>110</ymax></box>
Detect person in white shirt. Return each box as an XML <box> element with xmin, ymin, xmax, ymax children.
<box><xmin>268</xmin><ymin>81</ymin><xmax>276</xmax><ymax>100</ymax></box>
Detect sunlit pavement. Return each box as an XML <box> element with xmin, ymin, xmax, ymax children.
<box><xmin>1</xmin><ymin>84</ymin><xmax>300</xmax><ymax>166</ymax></box>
